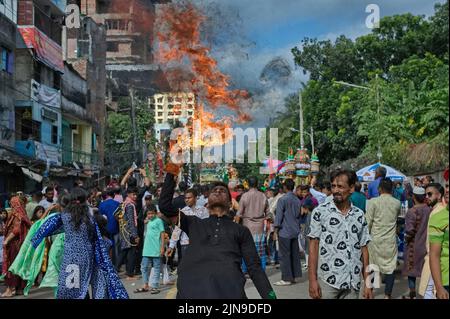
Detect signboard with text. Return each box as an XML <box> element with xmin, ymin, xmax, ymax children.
<box><xmin>35</xmin><ymin>141</ymin><xmax>62</xmax><ymax>166</ymax></box>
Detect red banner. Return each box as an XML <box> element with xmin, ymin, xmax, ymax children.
<box><xmin>18</xmin><ymin>26</ymin><xmax>64</xmax><ymax>73</ymax></box>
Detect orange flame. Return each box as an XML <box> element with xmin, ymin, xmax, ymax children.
<box><xmin>156</xmin><ymin>2</ymin><xmax>251</xmax><ymax>147</ymax></box>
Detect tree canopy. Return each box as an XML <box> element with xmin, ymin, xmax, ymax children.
<box><xmin>272</xmin><ymin>1</ymin><xmax>449</xmax><ymax>174</ymax></box>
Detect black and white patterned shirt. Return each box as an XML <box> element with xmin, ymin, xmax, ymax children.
<box><xmin>308</xmin><ymin>200</ymin><xmax>371</xmax><ymax>290</ymax></box>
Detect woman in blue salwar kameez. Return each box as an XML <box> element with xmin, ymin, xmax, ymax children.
<box><xmin>31</xmin><ymin>188</ymin><xmax>128</xmax><ymax>299</ymax></box>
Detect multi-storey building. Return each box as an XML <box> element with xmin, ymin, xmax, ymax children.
<box><xmin>76</xmin><ymin>0</ymin><xmax>171</xmax><ymax>175</ymax></box>
<box><xmin>0</xmin><ymin>0</ymin><xmax>18</xmax><ymax>194</ymax></box>
<box><xmin>11</xmin><ymin>0</ymin><xmax>65</xmax><ymax>191</ymax></box>
<box><xmin>0</xmin><ymin>0</ymin><xmax>108</xmax><ymax>192</ymax></box>
<box><xmin>77</xmin><ymin>0</ymin><xmax>171</xmax><ymax>110</ymax></box>
<box><xmin>150</xmin><ymin>92</ymin><xmax>195</xmax><ymax>142</ymax></box>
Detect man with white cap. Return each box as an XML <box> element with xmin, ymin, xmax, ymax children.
<box><xmin>402</xmin><ymin>186</ymin><xmax>431</xmax><ymax>299</ymax></box>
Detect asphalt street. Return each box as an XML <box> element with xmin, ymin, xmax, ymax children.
<box><xmin>4</xmin><ymin>261</ymin><xmax>410</xmax><ymax>299</ymax></box>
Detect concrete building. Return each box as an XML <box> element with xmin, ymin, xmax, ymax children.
<box><xmin>76</xmin><ymin>0</ymin><xmax>171</xmax><ymax>175</ymax></box>
<box><xmin>150</xmin><ymin>92</ymin><xmax>195</xmax><ymax>142</ymax></box>
<box><xmin>0</xmin><ymin>0</ymin><xmax>107</xmax><ymax>192</ymax></box>
<box><xmin>76</xmin><ymin>0</ymin><xmax>171</xmax><ymax>110</ymax></box>
<box><xmin>150</xmin><ymin>92</ymin><xmax>195</xmax><ymax>125</ymax></box>
<box><xmin>9</xmin><ymin>0</ymin><xmax>65</xmax><ymax>192</ymax></box>
<box><xmin>64</xmin><ymin>14</ymin><xmax>107</xmax><ymax>181</ymax></box>
<box><xmin>0</xmin><ymin>0</ymin><xmax>18</xmax><ymax>195</ymax></box>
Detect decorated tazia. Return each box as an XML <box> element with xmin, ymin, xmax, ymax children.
<box><xmin>283</xmin><ymin>147</ymin><xmax>297</xmax><ymax>178</ymax></box>
<box><xmin>295</xmin><ymin>148</ymin><xmax>311</xmax><ymax>177</ymax></box>
<box><xmin>310</xmin><ymin>152</ymin><xmax>320</xmax><ymax>175</ymax></box>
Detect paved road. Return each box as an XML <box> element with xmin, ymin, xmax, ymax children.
<box><xmin>3</xmin><ymin>262</ymin><xmax>409</xmax><ymax>299</ymax></box>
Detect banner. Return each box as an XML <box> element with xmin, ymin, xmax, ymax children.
<box><xmin>18</xmin><ymin>26</ymin><xmax>64</xmax><ymax>72</ymax></box>
<box><xmin>35</xmin><ymin>141</ymin><xmax>62</xmax><ymax>166</ymax></box>
<box><xmin>31</xmin><ymin>79</ymin><xmax>61</xmax><ymax>108</ymax></box>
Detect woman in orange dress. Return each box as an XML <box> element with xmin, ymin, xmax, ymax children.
<box><xmin>1</xmin><ymin>196</ymin><xmax>31</xmax><ymax>297</ymax></box>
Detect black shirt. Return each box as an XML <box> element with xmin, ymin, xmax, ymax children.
<box><xmin>159</xmin><ymin>173</ymin><xmax>275</xmax><ymax>299</ymax></box>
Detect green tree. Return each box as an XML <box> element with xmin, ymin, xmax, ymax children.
<box><xmin>105</xmin><ymin>95</ymin><xmax>155</xmax><ymax>174</ymax></box>
<box><xmin>277</xmin><ymin>1</ymin><xmax>449</xmax><ymax>173</ymax></box>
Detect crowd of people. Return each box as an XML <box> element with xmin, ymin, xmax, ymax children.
<box><xmin>0</xmin><ymin>163</ymin><xmax>448</xmax><ymax>299</ymax></box>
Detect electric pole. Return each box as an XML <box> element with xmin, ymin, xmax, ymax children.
<box><xmin>129</xmin><ymin>87</ymin><xmax>138</xmax><ymax>160</ymax></box>
<box><xmin>299</xmin><ymin>90</ymin><xmax>304</xmax><ymax>149</ymax></box>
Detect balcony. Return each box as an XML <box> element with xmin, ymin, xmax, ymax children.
<box><xmin>62</xmin><ymin>148</ymin><xmax>99</xmax><ymax>168</ymax></box>
<box><xmin>34</xmin><ymin>4</ymin><xmax>62</xmax><ymax>45</ymax></box>
<box><xmin>15</xmin><ymin>140</ymin><xmax>62</xmax><ymax>166</ymax></box>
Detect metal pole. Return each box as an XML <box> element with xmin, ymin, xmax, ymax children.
<box><xmin>375</xmin><ymin>74</ymin><xmax>382</xmax><ymax>163</ymax></box>
<box><xmin>310</xmin><ymin>127</ymin><xmax>314</xmax><ymax>154</ymax></box>
<box><xmin>299</xmin><ymin>90</ymin><xmax>304</xmax><ymax>149</ymax></box>
<box><xmin>129</xmin><ymin>87</ymin><xmax>138</xmax><ymax>158</ymax></box>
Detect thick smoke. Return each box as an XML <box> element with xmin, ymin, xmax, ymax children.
<box><xmin>157</xmin><ymin>0</ymin><xmax>306</xmax><ymax>127</ymax></box>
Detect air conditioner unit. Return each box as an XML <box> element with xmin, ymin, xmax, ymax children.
<box><xmin>41</xmin><ymin>108</ymin><xmax>58</xmax><ymax>122</ymax></box>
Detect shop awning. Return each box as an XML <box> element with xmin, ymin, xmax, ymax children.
<box><xmin>21</xmin><ymin>167</ymin><xmax>43</xmax><ymax>183</ymax></box>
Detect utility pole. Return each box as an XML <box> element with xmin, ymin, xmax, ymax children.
<box><xmin>129</xmin><ymin>87</ymin><xmax>138</xmax><ymax>160</ymax></box>
<box><xmin>299</xmin><ymin>90</ymin><xmax>304</xmax><ymax>149</ymax></box>
<box><xmin>375</xmin><ymin>74</ymin><xmax>382</xmax><ymax>163</ymax></box>
<box><xmin>310</xmin><ymin>127</ymin><xmax>314</xmax><ymax>154</ymax></box>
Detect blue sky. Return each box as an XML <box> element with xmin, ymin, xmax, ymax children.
<box><xmin>185</xmin><ymin>0</ymin><xmax>446</xmax><ymax>127</ymax></box>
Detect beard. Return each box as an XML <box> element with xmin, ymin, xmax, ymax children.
<box><xmin>333</xmin><ymin>193</ymin><xmax>346</xmax><ymax>204</ymax></box>
<box><xmin>429</xmin><ymin>199</ymin><xmax>438</xmax><ymax>207</ymax></box>
<box><xmin>208</xmin><ymin>201</ymin><xmax>230</xmax><ymax>211</ymax></box>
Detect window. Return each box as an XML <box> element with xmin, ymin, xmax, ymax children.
<box><xmin>107</xmin><ymin>42</ymin><xmax>119</xmax><ymax>52</ymax></box>
<box><xmin>34</xmin><ymin>61</ymin><xmax>42</xmax><ymax>82</ymax></box>
<box><xmin>53</xmin><ymin>71</ymin><xmax>61</xmax><ymax>90</ymax></box>
<box><xmin>17</xmin><ymin>108</ymin><xmax>41</xmax><ymax>141</ymax></box>
<box><xmin>1</xmin><ymin>47</ymin><xmax>13</xmax><ymax>74</ymax></box>
<box><xmin>52</xmin><ymin>125</ymin><xmax>58</xmax><ymax>144</ymax></box>
<box><xmin>32</xmin><ymin>121</ymin><xmax>41</xmax><ymax>141</ymax></box>
<box><xmin>157</xmin><ymin>112</ymin><xmax>163</xmax><ymax>117</ymax></box>
<box><xmin>157</xmin><ymin>98</ymin><xmax>163</xmax><ymax>103</ymax></box>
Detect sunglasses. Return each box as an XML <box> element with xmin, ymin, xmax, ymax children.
<box><xmin>426</xmin><ymin>192</ymin><xmax>434</xmax><ymax>197</ymax></box>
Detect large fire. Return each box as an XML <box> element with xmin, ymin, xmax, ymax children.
<box><xmin>156</xmin><ymin>1</ymin><xmax>252</xmax><ymax>148</ymax></box>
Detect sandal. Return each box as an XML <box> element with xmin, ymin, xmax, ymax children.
<box><xmin>273</xmin><ymin>280</ymin><xmax>292</xmax><ymax>286</ymax></box>
<box><xmin>150</xmin><ymin>288</ymin><xmax>160</xmax><ymax>294</ymax></box>
<box><xmin>0</xmin><ymin>291</ymin><xmax>16</xmax><ymax>298</ymax></box>
<box><xmin>402</xmin><ymin>292</ymin><xmax>416</xmax><ymax>299</ymax></box>
<box><xmin>133</xmin><ymin>287</ymin><xmax>149</xmax><ymax>293</ymax></box>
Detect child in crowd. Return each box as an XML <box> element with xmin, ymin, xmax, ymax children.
<box><xmin>300</xmin><ymin>198</ymin><xmax>315</xmax><ymax>270</ymax></box>
<box><xmin>134</xmin><ymin>204</ymin><xmax>165</xmax><ymax>294</ymax></box>
<box><xmin>31</xmin><ymin>206</ymin><xmax>45</xmax><ymax>223</ymax></box>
